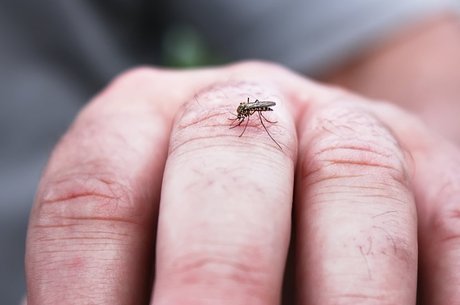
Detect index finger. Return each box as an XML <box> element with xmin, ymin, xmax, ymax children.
<box><xmin>25</xmin><ymin>67</ymin><xmax>216</xmax><ymax>304</ymax></box>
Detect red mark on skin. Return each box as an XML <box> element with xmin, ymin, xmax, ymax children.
<box><xmin>67</xmin><ymin>256</ymin><xmax>85</xmax><ymax>270</ymax></box>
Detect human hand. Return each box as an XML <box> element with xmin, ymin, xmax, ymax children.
<box><xmin>25</xmin><ymin>62</ymin><xmax>460</xmax><ymax>304</ymax></box>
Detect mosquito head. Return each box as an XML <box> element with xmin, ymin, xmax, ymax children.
<box><xmin>236</xmin><ymin>103</ymin><xmax>246</xmax><ymax>115</ymax></box>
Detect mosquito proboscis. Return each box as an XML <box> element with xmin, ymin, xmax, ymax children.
<box><xmin>228</xmin><ymin>97</ymin><xmax>282</xmax><ymax>150</ymax></box>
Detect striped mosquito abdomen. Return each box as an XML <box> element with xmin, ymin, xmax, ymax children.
<box><xmin>251</xmin><ymin>106</ymin><xmax>273</xmax><ymax>112</ymax></box>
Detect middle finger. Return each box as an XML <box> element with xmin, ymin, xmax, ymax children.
<box><xmin>152</xmin><ymin>82</ymin><xmax>297</xmax><ymax>305</ymax></box>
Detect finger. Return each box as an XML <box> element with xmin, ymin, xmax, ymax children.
<box><xmin>374</xmin><ymin>104</ymin><xmax>460</xmax><ymax>305</ymax></box>
<box><xmin>414</xmin><ymin>143</ymin><xmax>460</xmax><ymax>305</ymax></box>
<box><xmin>152</xmin><ymin>82</ymin><xmax>297</xmax><ymax>305</ymax></box>
<box><xmin>26</xmin><ymin>68</ymin><xmax>184</xmax><ymax>304</ymax></box>
<box><xmin>295</xmin><ymin>97</ymin><xmax>418</xmax><ymax>304</ymax></box>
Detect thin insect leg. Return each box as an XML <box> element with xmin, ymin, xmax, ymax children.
<box><xmin>227</xmin><ymin>111</ymin><xmax>238</xmax><ymax>119</ymax></box>
<box><xmin>228</xmin><ymin>118</ymin><xmax>237</xmax><ymax>127</ymax></box>
<box><xmin>228</xmin><ymin>116</ymin><xmax>239</xmax><ymax>126</ymax></box>
<box><xmin>228</xmin><ymin>111</ymin><xmax>242</xmax><ymax>128</ymax></box>
<box><xmin>257</xmin><ymin>111</ymin><xmax>282</xmax><ymax>150</ymax></box>
<box><xmin>229</xmin><ymin>117</ymin><xmax>244</xmax><ymax>129</ymax></box>
<box><xmin>260</xmin><ymin>111</ymin><xmax>277</xmax><ymax>124</ymax></box>
<box><xmin>239</xmin><ymin>115</ymin><xmax>250</xmax><ymax>137</ymax></box>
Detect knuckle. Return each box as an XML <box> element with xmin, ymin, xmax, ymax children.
<box><xmin>168</xmin><ymin>85</ymin><xmax>235</xmax><ymax>154</ymax></box>
<box><xmin>303</xmin><ymin>142</ymin><xmax>407</xmax><ymax>188</ymax></box>
<box><xmin>35</xmin><ymin>170</ymin><xmax>144</xmax><ymax>228</ymax></box>
<box><xmin>301</xmin><ymin>104</ymin><xmax>409</xmax><ymax>189</ymax></box>
<box><xmin>170</xmin><ymin>81</ymin><xmax>290</xmax><ymax>155</ymax></box>
<box><xmin>429</xmin><ymin>188</ymin><xmax>460</xmax><ymax>242</ymax></box>
<box><xmin>419</xmin><ymin>152</ymin><xmax>460</xmax><ymax>242</ymax></box>
<box><xmin>163</xmin><ymin>243</ymin><xmax>275</xmax><ymax>303</ymax></box>
<box><xmin>28</xmin><ymin>170</ymin><xmax>147</xmax><ymax>291</ymax></box>
<box><xmin>95</xmin><ymin>66</ymin><xmax>165</xmax><ymax>102</ymax></box>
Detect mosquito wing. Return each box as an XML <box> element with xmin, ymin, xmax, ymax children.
<box><xmin>247</xmin><ymin>100</ymin><xmax>276</xmax><ymax>109</ymax></box>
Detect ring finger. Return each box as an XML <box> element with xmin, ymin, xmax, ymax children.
<box><xmin>295</xmin><ymin>95</ymin><xmax>418</xmax><ymax>304</ymax></box>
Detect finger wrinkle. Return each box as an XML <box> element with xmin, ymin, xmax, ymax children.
<box><xmin>158</xmin><ymin>247</ymin><xmax>275</xmax><ymax>305</ymax></box>
<box><xmin>37</xmin><ymin>172</ymin><xmax>138</xmax><ymax>213</ymax></box>
<box><xmin>168</xmin><ymin>254</ymin><xmax>267</xmax><ymax>286</ymax></box>
<box><xmin>299</xmin><ymin>105</ymin><xmax>411</xmax><ymax>191</ymax></box>
<box><xmin>305</xmin><ymin>190</ymin><xmax>409</xmax><ymax>206</ymax></box>
<box><xmin>33</xmin><ymin>241</ymin><xmax>130</xmax><ymax>254</ymax></box>
<box><xmin>308</xmin><ymin>140</ymin><xmax>404</xmax><ymax>172</ymax></box>
<box><xmin>47</xmin><ymin>215</ymin><xmax>142</xmax><ymax>227</ymax></box>
<box><xmin>168</xmin><ymin>134</ymin><xmax>241</xmax><ymax>157</ymax></box>
<box><xmin>330</xmin><ymin>292</ymin><xmax>386</xmax><ymax>303</ymax></box>
<box><xmin>35</xmin><ymin>236</ymin><xmax>128</xmax><ymax>243</ymax></box>
<box><xmin>313</xmin><ymin>144</ymin><xmax>393</xmax><ymax>158</ymax></box>
<box><xmin>39</xmin><ymin>165</ymin><xmax>132</xmax><ymax>202</ymax></box>
<box><xmin>301</xmin><ymin>150</ymin><xmax>409</xmax><ymax>192</ymax></box>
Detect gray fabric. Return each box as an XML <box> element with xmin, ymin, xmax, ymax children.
<box><xmin>0</xmin><ymin>1</ymin><xmax>458</xmax><ymax>303</ymax></box>
<box><xmin>172</xmin><ymin>0</ymin><xmax>460</xmax><ymax>76</ymax></box>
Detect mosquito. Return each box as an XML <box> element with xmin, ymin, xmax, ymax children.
<box><xmin>228</xmin><ymin>97</ymin><xmax>282</xmax><ymax>150</ymax></box>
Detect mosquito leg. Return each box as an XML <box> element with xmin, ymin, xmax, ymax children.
<box><xmin>228</xmin><ymin>112</ymin><xmax>239</xmax><ymax>126</ymax></box>
<box><xmin>260</xmin><ymin>111</ymin><xmax>277</xmax><ymax>124</ymax></box>
<box><xmin>228</xmin><ymin>118</ymin><xmax>238</xmax><ymax>127</ymax></box>
<box><xmin>228</xmin><ymin>118</ymin><xmax>239</xmax><ymax>129</ymax></box>
<box><xmin>227</xmin><ymin>111</ymin><xmax>238</xmax><ymax>119</ymax></box>
<box><xmin>258</xmin><ymin>111</ymin><xmax>282</xmax><ymax>150</ymax></box>
<box><xmin>229</xmin><ymin>117</ymin><xmax>244</xmax><ymax>129</ymax></box>
<box><xmin>239</xmin><ymin>116</ymin><xmax>250</xmax><ymax>137</ymax></box>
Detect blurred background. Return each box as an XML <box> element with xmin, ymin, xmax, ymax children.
<box><xmin>1</xmin><ymin>1</ymin><xmax>459</xmax><ymax>303</ymax></box>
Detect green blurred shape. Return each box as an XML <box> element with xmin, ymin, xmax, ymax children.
<box><xmin>162</xmin><ymin>24</ymin><xmax>225</xmax><ymax>67</ymax></box>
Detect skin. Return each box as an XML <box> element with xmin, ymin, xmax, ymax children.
<box><xmin>25</xmin><ymin>61</ymin><xmax>460</xmax><ymax>305</ymax></box>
